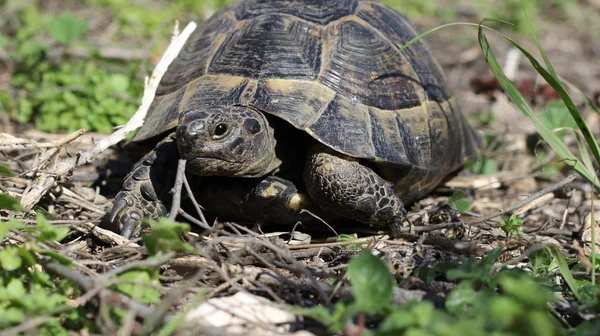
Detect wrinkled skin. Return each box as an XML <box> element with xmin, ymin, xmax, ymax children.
<box><xmin>108</xmin><ymin>106</ymin><xmax>405</xmax><ymax>238</ymax></box>
<box><xmin>176</xmin><ymin>106</ymin><xmax>281</xmax><ymax>177</ymax></box>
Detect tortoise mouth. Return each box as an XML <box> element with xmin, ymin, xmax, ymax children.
<box><xmin>186</xmin><ymin>157</ymin><xmax>224</xmax><ymax>175</ymax></box>
<box><xmin>187</xmin><ymin>157</ymin><xmax>246</xmax><ymax>176</ymax></box>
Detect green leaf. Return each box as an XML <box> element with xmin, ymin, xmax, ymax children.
<box><xmin>18</xmin><ymin>248</ymin><xmax>38</xmax><ymax>267</ymax></box>
<box><xmin>6</xmin><ymin>278</ymin><xmax>27</xmax><ymax>297</ymax></box>
<box><xmin>445</xmin><ymin>281</ymin><xmax>479</xmax><ymax>315</ymax></box>
<box><xmin>380</xmin><ymin>307</ymin><xmax>418</xmax><ymax>331</ymax></box>
<box><xmin>17</xmin><ymin>99</ymin><xmax>33</xmax><ymax>123</ymax></box>
<box><xmin>540</xmin><ymin>100</ymin><xmax>578</xmax><ymax>139</ymax></box>
<box><xmin>446</xmin><ymin>248</ymin><xmax>503</xmax><ymax>284</ymax></box>
<box><xmin>496</xmin><ymin>272</ymin><xmax>554</xmax><ymax>307</ymax></box>
<box><xmin>0</xmin><ymin>247</ymin><xmax>22</xmax><ymax>271</ymax></box>
<box><xmin>574</xmin><ymin>320</ymin><xmax>600</xmax><ymax>336</ymax></box>
<box><xmin>469</xmin><ymin>159</ymin><xmax>499</xmax><ymax>176</ymax></box>
<box><xmin>35</xmin><ymin>214</ymin><xmax>70</xmax><ymax>242</ymax></box>
<box><xmin>529</xmin><ymin>248</ymin><xmax>555</xmax><ymax>277</ymax></box>
<box><xmin>413</xmin><ymin>267</ymin><xmax>435</xmax><ymax>285</ymax></box>
<box><xmin>500</xmin><ymin>214</ymin><xmax>524</xmax><ymax>236</ymax></box>
<box><xmin>454</xmin><ymin>199</ymin><xmax>471</xmax><ymax>213</ymax></box>
<box><xmin>0</xmin><ymin>194</ymin><xmax>24</xmax><ymax>212</ymax></box>
<box><xmin>142</xmin><ymin>218</ymin><xmax>194</xmax><ymax>255</ymax></box>
<box><xmin>0</xmin><ymin>219</ymin><xmax>22</xmax><ymax>241</ymax></box>
<box><xmin>347</xmin><ymin>250</ymin><xmax>394</xmax><ymax>312</ymax></box>
<box><xmin>62</xmin><ymin>90</ymin><xmax>80</xmax><ymax>107</ymax></box>
<box><xmin>525</xmin><ymin>310</ymin><xmax>560</xmax><ymax>336</ymax></box>
<box><xmin>33</xmin><ymin>206</ymin><xmax>53</xmax><ymax>218</ymax></box>
<box><xmin>0</xmin><ymin>223</ymin><xmax>6</xmax><ymax>241</ymax></box>
<box><xmin>549</xmin><ymin>246</ymin><xmax>581</xmax><ymax>301</ymax></box>
<box><xmin>448</xmin><ymin>190</ymin><xmax>471</xmax><ymax>212</ymax></box>
<box><xmin>114</xmin><ymin>270</ymin><xmax>161</xmax><ymax>304</ymax></box>
<box><xmin>451</xmin><ymin>190</ymin><xmax>466</xmax><ymax>200</ymax></box>
<box><xmin>48</xmin><ymin>12</ymin><xmax>88</xmax><ymax>45</ymax></box>
<box><xmin>292</xmin><ymin>302</ymin><xmax>353</xmax><ymax>333</ymax></box>
<box><xmin>40</xmin><ymin>250</ymin><xmax>72</xmax><ymax>266</ymax></box>
<box><xmin>108</xmin><ymin>74</ymin><xmax>131</xmax><ymax>92</ymax></box>
<box><xmin>486</xmin><ymin>296</ymin><xmax>523</xmax><ymax>331</ymax></box>
<box><xmin>0</xmin><ymin>307</ymin><xmax>26</xmax><ymax>327</ymax></box>
<box><xmin>337</xmin><ymin>234</ymin><xmax>366</xmax><ymax>250</ymax></box>
<box><xmin>575</xmin><ymin>285</ymin><xmax>600</xmax><ymax>311</ymax></box>
<box><xmin>0</xmin><ymin>164</ymin><xmax>16</xmax><ymax>177</ymax></box>
<box><xmin>337</xmin><ymin>234</ymin><xmax>357</xmax><ymax>242</ymax></box>
<box><xmin>7</xmin><ymin>219</ymin><xmax>27</xmax><ymax>230</ymax></box>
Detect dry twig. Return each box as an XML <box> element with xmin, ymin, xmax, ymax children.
<box><xmin>0</xmin><ymin>128</ymin><xmax>88</xmax><ymax>151</ymax></box>
<box><xmin>169</xmin><ymin>159</ymin><xmax>187</xmax><ymax>220</ymax></box>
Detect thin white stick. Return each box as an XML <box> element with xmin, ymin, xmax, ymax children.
<box><xmin>0</xmin><ymin>128</ymin><xmax>88</xmax><ymax>150</ymax></box>
<box><xmin>20</xmin><ymin>21</ymin><xmax>197</xmax><ymax>210</ymax></box>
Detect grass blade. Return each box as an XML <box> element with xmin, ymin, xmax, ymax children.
<box><xmin>499</xmin><ymin>33</ymin><xmax>600</xmax><ymax>168</ymax></box>
<box><xmin>521</xmin><ymin>3</ymin><xmax>558</xmax><ymax>79</ymax></box>
<box><xmin>575</xmin><ymin>132</ymin><xmax>595</xmax><ymax>176</ymax></box>
<box><xmin>379</xmin><ymin>21</ymin><xmax>511</xmax><ymax>72</ymax></box>
<box><xmin>549</xmin><ymin>246</ymin><xmax>581</xmax><ymax>301</ymax></box>
<box><xmin>477</xmin><ymin>22</ymin><xmax>599</xmax><ymax>190</ymax></box>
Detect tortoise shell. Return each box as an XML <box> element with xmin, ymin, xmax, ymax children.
<box><xmin>134</xmin><ymin>0</ymin><xmax>481</xmax><ymax>200</ymax></box>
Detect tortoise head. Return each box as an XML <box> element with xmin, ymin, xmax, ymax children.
<box><xmin>176</xmin><ymin>106</ymin><xmax>281</xmax><ymax>177</ymax></box>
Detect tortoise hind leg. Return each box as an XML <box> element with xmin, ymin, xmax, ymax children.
<box><xmin>107</xmin><ymin>135</ymin><xmax>178</xmax><ymax>238</ymax></box>
<box><xmin>303</xmin><ymin>146</ymin><xmax>405</xmax><ymax>230</ymax></box>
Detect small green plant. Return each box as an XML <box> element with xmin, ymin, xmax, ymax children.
<box><xmin>500</xmin><ymin>214</ymin><xmax>524</xmax><ymax>237</ymax></box>
<box><xmin>0</xmin><ymin>194</ymin><xmax>24</xmax><ymax>212</ymax></box>
<box><xmin>469</xmin><ymin>158</ymin><xmax>500</xmax><ymax>176</ymax></box>
<box><xmin>0</xmin><ymin>195</ymin><xmax>197</xmax><ymax>333</ymax></box>
<box><xmin>142</xmin><ymin>218</ymin><xmax>194</xmax><ymax>255</ymax></box>
<box><xmin>413</xmin><ymin>266</ymin><xmax>436</xmax><ymax>285</ymax></box>
<box><xmin>337</xmin><ymin>234</ymin><xmax>368</xmax><ymax>250</ymax></box>
<box><xmin>113</xmin><ymin>269</ymin><xmax>162</xmax><ymax>305</ymax></box>
<box><xmin>448</xmin><ymin>190</ymin><xmax>472</xmax><ymax>212</ymax></box>
<box><xmin>0</xmin><ymin>200</ymin><xmax>92</xmax><ymax>333</ymax></box>
<box><xmin>48</xmin><ymin>12</ymin><xmax>88</xmax><ymax>45</ymax></box>
<box><xmin>539</xmin><ymin>99</ymin><xmax>579</xmax><ymax>140</ymax></box>
<box><xmin>296</xmin><ymin>248</ymin><xmax>565</xmax><ymax>335</ymax></box>
<box><xmin>3</xmin><ymin>6</ymin><xmax>143</xmax><ymax>133</ymax></box>
<box><xmin>347</xmin><ymin>250</ymin><xmax>395</xmax><ymax>313</ymax></box>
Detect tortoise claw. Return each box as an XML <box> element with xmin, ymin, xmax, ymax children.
<box><xmin>109</xmin><ymin>191</ymin><xmax>145</xmax><ymax>239</ymax></box>
<box><xmin>119</xmin><ymin>209</ymin><xmax>142</xmax><ymax>239</ymax></box>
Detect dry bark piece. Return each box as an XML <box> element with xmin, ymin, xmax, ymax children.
<box><xmin>184</xmin><ymin>291</ymin><xmax>314</xmax><ymax>336</ymax></box>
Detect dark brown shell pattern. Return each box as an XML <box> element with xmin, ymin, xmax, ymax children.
<box><xmin>134</xmin><ymin>0</ymin><xmax>482</xmax><ymax>199</ymax></box>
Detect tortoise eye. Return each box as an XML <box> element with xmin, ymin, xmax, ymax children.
<box><xmin>212</xmin><ymin>123</ymin><xmax>230</xmax><ymax>139</ymax></box>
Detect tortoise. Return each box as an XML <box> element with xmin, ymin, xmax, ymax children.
<box><xmin>108</xmin><ymin>0</ymin><xmax>482</xmax><ymax>238</ymax></box>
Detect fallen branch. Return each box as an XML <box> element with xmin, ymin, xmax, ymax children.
<box><xmin>19</xmin><ymin>21</ymin><xmax>197</xmax><ymax>210</ymax></box>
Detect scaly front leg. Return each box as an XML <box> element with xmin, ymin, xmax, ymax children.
<box><xmin>108</xmin><ymin>134</ymin><xmax>178</xmax><ymax>238</ymax></box>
